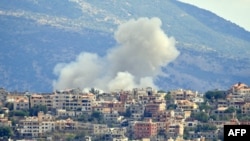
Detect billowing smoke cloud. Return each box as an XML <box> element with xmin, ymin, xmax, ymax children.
<box><xmin>52</xmin><ymin>17</ymin><xmax>180</xmax><ymax>92</ymax></box>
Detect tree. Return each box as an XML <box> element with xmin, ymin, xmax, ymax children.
<box><xmin>89</xmin><ymin>88</ymin><xmax>100</xmax><ymax>95</ymax></box>
<box><xmin>195</xmin><ymin>124</ymin><xmax>217</xmax><ymax>132</ymax></box>
<box><xmin>29</xmin><ymin>105</ymin><xmax>48</xmax><ymax>116</ymax></box>
<box><xmin>199</xmin><ymin>102</ymin><xmax>211</xmax><ymax>112</ymax></box>
<box><xmin>0</xmin><ymin>126</ymin><xmax>13</xmax><ymax>138</ymax></box>
<box><xmin>164</xmin><ymin>93</ymin><xmax>172</xmax><ymax>101</ymax></box>
<box><xmin>191</xmin><ymin>111</ymin><xmax>209</xmax><ymax>122</ymax></box>
<box><xmin>205</xmin><ymin>90</ymin><xmax>227</xmax><ymax>101</ymax></box>
<box><xmin>90</xmin><ymin>111</ymin><xmax>104</xmax><ymax>123</ymax></box>
<box><xmin>9</xmin><ymin>110</ymin><xmax>29</xmax><ymax>117</ymax></box>
<box><xmin>167</xmin><ymin>104</ymin><xmax>177</xmax><ymax>110</ymax></box>
<box><xmin>4</xmin><ymin>102</ymin><xmax>13</xmax><ymax>111</ymax></box>
<box><xmin>123</xmin><ymin>108</ymin><xmax>131</xmax><ymax>118</ymax></box>
<box><xmin>224</xmin><ymin>106</ymin><xmax>235</xmax><ymax>113</ymax></box>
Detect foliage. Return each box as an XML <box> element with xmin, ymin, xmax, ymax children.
<box><xmin>29</xmin><ymin>105</ymin><xmax>48</xmax><ymax>116</ymax></box>
<box><xmin>4</xmin><ymin>102</ymin><xmax>13</xmax><ymax>111</ymax></box>
<box><xmin>76</xmin><ymin>113</ymin><xmax>89</xmax><ymax>122</ymax></box>
<box><xmin>198</xmin><ymin>102</ymin><xmax>211</xmax><ymax>112</ymax></box>
<box><xmin>123</xmin><ymin>108</ymin><xmax>131</xmax><ymax>118</ymax></box>
<box><xmin>183</xmin><ymin>127</ymin><xmax>195</xmax><ymax>139</ymax></box>
<box><xmin>164</xmin><ymin>93</ymin><xmax>172</xmax><ymax>101</ymax></box>
<box><xmin>224</xmin><ymin>106</ymin><xmax>235</xmax><ymax>113</ymax></box>
<box><xmin>167</xmin><ymin>104</ymin><xmax>177</xmax><ymax>110</ymax></box>
<box><xmin>205</xmin><ymin>90</ymin><xmax>227</xmax><ymax>100</ymax></box>
<box><xmin>157</xmin><ymin>90</ymin><xmax>166</xmax><ymax>93</ymax></box>
<box><xmin>191</xmin><ymin>111</ymin><xmax>209</xmax><ymax>122</ymax></box>
<box><xmin>9</xmin><ymin>110</ymin><xmax>29</xmax><ymax>117</ymax></box>
<box><xmin>0</xmin><ymin>107</ymin><xmax>4</xmax><ymax>114</ymax></box>
<box><xmin>0</xmin><ymin>126</ymin><xmax>13</xmax><ymax>138</ymax></box>
<box><xmin>89</xmin><ymin>88</ymin><xmax>100</xmax><ymax>95</ymax></box>
<box><xmin>195</xmin><ymin>124</ymin><xmax>217</xmax><ymax>133</ymax></box>
<box><xmin>90</xmin><ymin>111</ymin><xmax>104</xmax><ymax>123</ymax></box>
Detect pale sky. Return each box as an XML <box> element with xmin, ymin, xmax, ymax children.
<box><xmin>178</xmin><ymin>0</ymin><xmax>250</xmax><ymax>32</ymax></box>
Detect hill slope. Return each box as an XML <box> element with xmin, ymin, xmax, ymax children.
<box><xmin>0</xmin><ymin>0</ymin><xmax>249</xmax><ymax>92</ymax></box>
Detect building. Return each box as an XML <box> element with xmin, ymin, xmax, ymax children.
<box><xmin>134</xmin><ymin>119</ymin><xmax>157</xmax><ymax>139</ymax></box>
<box><xmin>145</xmin><ymin>100</ymin><xmax>166</xmax><ymax>115</ymax></box>
<box><xmin>175</xmin><ymin>100</ymin><xmax>198</xmax><ymax>111</ymax></box>
<box><xmin>18</xmin><ymin>112</ymin><xmax>55</xmax><ymax>137</ymax></box>
<box><xmin>170</xmin><ymin>89</ymin><xmax>197</xmax><ymax>101</ymax></box>
<box><xmin>13</xmin><ymin>96</ymin><xmax>29</xmax><ymax>110</ymax></box>
<box><xmin>166</xmin><ymin>122</ymin><xmax>184</xmax><ymax>138</ymax></box>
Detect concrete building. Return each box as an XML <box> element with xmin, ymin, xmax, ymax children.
<box><xmin>134</xmin><ymin>119</ymin><xmax>157</xmax><ymax>139</ymax></box>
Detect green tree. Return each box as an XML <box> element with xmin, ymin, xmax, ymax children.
<box><xmin>123</xmin><ymin>108</ymin><xmax>131</xmax><ymax>118</ymax></box>
<box><xmin>90</xmin><ymin>111</ymin><xmax>104</xmax><ymax>123</ymax></box>
<box><xmin>167</xmin><ymin>104</ymin><xmax>177</xmax><ymax>110</ymax></box>
<box><xmin>199</xmin><ymin>102</ymin><xmax>211</xmax><ymax>112</ymax></box>
<box><xmin>224</xmin><ymin>106</ymin><xmax>235</xmax><ymax>113</ymax></box>
<box><xmin>4</xmin><ymin>102</ymin><xmax>13</xmax><ymax>111</ymax></box>
<box><xmin>195</xmin><ymin>124</ymin><xmax>217</xmax><ymax>132</ymax></box>
<box><xmin>0</xmin><ymin>126</ymin><xmax>13</xmax><ymax>138</ymax></box>
<box><xmin>205</xmin><ymin>90</ymin><xmax>227</xmax><ymax>101</ymax></box>
<box><xmin>89</xmin><ymin>88</ymin><xmax>100</xmax><ymax>95</ymax></box>
<box><xmin>191</xmin><ymin>111</ymin><xmax>209</xmax><ymax>122</ymax></box>
<box><xmin>29</xmin><ymin>105</ymin><xmax>48</xmax><ymax>116</ymax></box>
<box><xmin>9</xmin><ymin>110</ymin><xmax>29</xmax><ymax>117</ymax></box>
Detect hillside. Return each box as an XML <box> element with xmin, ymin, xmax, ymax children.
<box><xmin>0</xmin><ymin>0</ymin><xmax>250</xmax><ymax>92</ymax></box>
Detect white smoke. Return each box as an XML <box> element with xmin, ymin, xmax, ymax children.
<box><xmin>52</xmin><ymin>17</ymin><xmax>180</xmax><ymax>92</ymax></box>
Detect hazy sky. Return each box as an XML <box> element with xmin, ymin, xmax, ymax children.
<box><xmin>178</xmin><ymin>0</ymin><xmax>250</xmax><ymax>32</ymax></box>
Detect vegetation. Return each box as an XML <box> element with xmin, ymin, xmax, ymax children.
<box><xmin>89</xmin><ymin>111</ymin><xmax>104</xmax><ymax>124</ymax></box>
<box><xmin>0</xmin><ymin>126</ymin><xmax>13</xmax><ymax>138</ymax></box>
<box><xmin>224</xmin><ymin>106</ymin><xmax>236</xmax><ymax>113</ymax></box>
<box><xmin>29</xmin><ymin>105</ymin><xmax>48</xmax><ymax>116</ymax></box>
<box><xmin>195</xmin><ymin>124</ymin><xmax>217</xmax><ymax>132</ymax></box>
<box><xmin>191</xmin><ymin>111</ymin><xmax>209</xmax><ymax>122</ymax></box>
<box><xmin>9</xmin><ymin>110</ymin><xmax>29</xmax><ymax>117</ymax></box>
<box><xmin>204</xmin><ymin>90</ymin><xmax>227</xmax><ymax>101</ymax></box>
<box><xmin>167</xmin><ymin>104</ymin><xmax>177</xmax><ymax>110</ymax></box>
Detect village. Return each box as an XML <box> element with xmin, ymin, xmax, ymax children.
<box><xmin>1</xmin><ymin>82</ymin><xmax>250</xmax><ymax>141</ymax></box>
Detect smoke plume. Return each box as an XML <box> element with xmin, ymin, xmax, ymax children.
<box><xmin>52</xmin><ymin>17</ymin><xmax>180</xmax><ymax>92</ymax></box>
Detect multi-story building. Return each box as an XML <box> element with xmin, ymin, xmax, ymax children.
<box><xmin>129</xmin><ymin>102</ymin><xmax>145</xmax><ymax>120</ymax></box>
<box><xmin>166</xmin><ymin>122</ymin><xmax>184</xmax><ymax>138</ymax></box>
<box><xmin>241</xmin><ymin>102</ymin><xmax>250</xmax><ymax>114</ymax></box>
<box><xmin>92</xmin><ymin>124</ymin><xmax>108</xmax><ymax>135</ymax></box>
<box><xmin>103</xmin><ymin>110</ymin><xmax>122</xmax><ymax>123</ymax></box>
<box><xmin>175</xmin><ymin>100</ymin><xmax>198</xmax><ymax>111</ymax></box>
<box><xmin>170</xmin><ymin>89</ymin><xmax>197</xmax><ymax>101</ymax></box>
<box><xmin>134</xmin><ymin>119</ymin><xmax>157</xmax><ymax>139</ymax></box>
<box><xmin>152</xmin><ymin>111</ymin><xmax>174</xmax><ymax>122</ymax></box>
<box><xmin>55</xmin><ymin>118</ymin><xmax>78</xmax><ymax>131</ymax></box>
<box><xmin>13</xmin><ymin>96</ymin><xmax>29</xmax><ymax>110</ymax></box>
<box><xmin>18</xmin><ymin>112</ymin><xmax>55</xmax><ymax>137</ymax></box>
<box><xmin>52</xmin><ymin>89</ymin><xmax>96</xmax><ymax>111</ymax></box>
<box><xmin>30</xmin><ymin>94</ymin><xmax>44</xmax><ymax>107</ymax></box>
<box><xmin>230</xmin><ymin>82</ymin><xmax>250</xmax><ymax>95</ymax></box>
<box><xmin>145</xmin><ymin>100</ymin><xmax>166</xmax><ymax>115</ymax></box>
